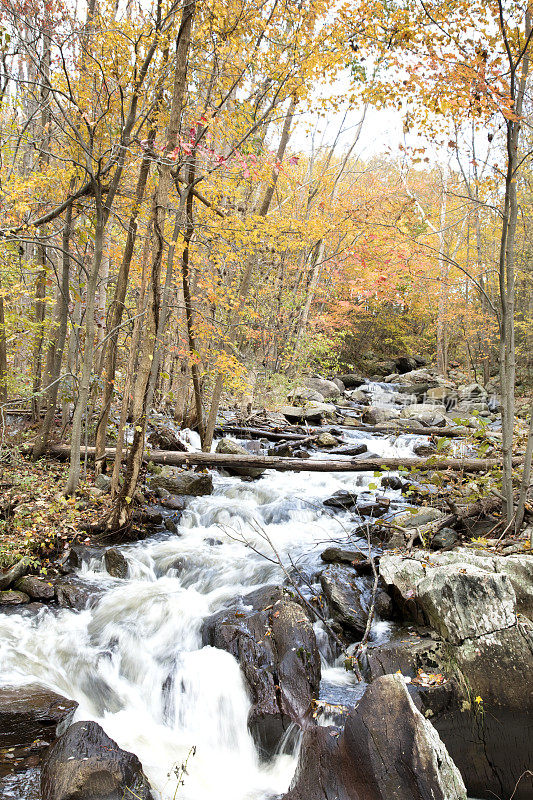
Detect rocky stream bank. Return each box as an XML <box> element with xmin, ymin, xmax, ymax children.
<box><xmin>0</xmin><ymin>360</ymin><xmax>532</xmax><ymax>800</ymax></box>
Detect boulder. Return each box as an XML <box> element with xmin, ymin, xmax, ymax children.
<box><xmin>332</xmin><ymin>378</ymin><xmax>345</xmax><ymax>393</ymax></box>
<box><xmin>215</xmin><ymin>438</ymin><xmax>266</xmax><ymax>478</ymax></box>
<box><xmin>280</xmin><ymin>402</ymin><xmax>336</xmax><ymax>423</ymax></box>
<box><xmin>304</xmin><ymin>377</ymin><xmax>340</xmax><ymax>399</ymax></box>
<box><xmin>284</xmin><ymin>674</ymin><xmax>466</xmax><ymax>800</ymax></box>
<box><xmin>41</xmin><ymin>720</ymin><xmax>154</xmax><ymax>800</ymax></box>
<box><xmin>338</xmin><ymin>373</ymin><xmax>365</xmax><ymax>388</ymax></box>
<box><xmin>323</xmin><ymin>490</ymin><xmax>358</xmax><ymax>510</ymax></box>
<box><xmin>413</xmin><ymin>441</ymin><xmax>437</xmax><ymax>457</ymax></box>
<box><xmin>416</xmin><ymin>565</ymin><xmax>517</xmax><ymax>644</ymax></box>
<box><xmin>290</xmin><ymin>386</ymin><xmax>324</xmax><ymax>403</ymax></box>
<box><xmin>320</xmin><ymin>565</ymin><xmax>370</xmax><ymax>636</ymax></box>
<box><xmin>400</xmin><ymin>404</ymin><xmax>447</xmax><ymax>427</ymax></box>
<box><xmin>346</xmin><ymin>389</ymin><xmax>368</xmax><ymax>403</ymax></box>
<box><xmin>0</xmin><ymin>685</ymin><xmax>78</xmax><ymax>748</ymax></box>
<box><xmin>320</xmin><ymin>547</ymin><xmax>367</xmax><ymax>566</ymax></box>
<box><xmin>202</xmin><ymin>596</ymin><xmax>320</xmax><ymax>755</ymax></box>
<box><xmin>0</xmin><ymin>589</ymin><xmax>30</xmax><ymax>605</ymax></box>
<box><xmin>314</xmin><ymin>432</ymin><xmax>339</xmax><ymax>448</ymax></box>
<box><xmin>361</xmin><ymin>407</ymin><xmax>400</xmax><ymax>425</ymax></box>
<box><xmin>54</xmin><ymin>578</ymin><xmax>103</xmax><ymax>610</ymax></box>
<box><xmin>149</xmin><ymin>470</ymin><xmax>213</xmax><ymax>496</ymax></box>
<box><xmin>14</xmin><ymin>575</ymin><xmax>55</xmax><ymax>600</ymax></box>
<box><xmin>429</xmin><ymin>527</ymin><xmax>459</xmax><ymax>550</ymax></box>
<box><xmin>104</xmin><ymin>548</ymin><xmax>129</xmax><ymax>579</ymax></box>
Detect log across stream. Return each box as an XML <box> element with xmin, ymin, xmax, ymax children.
<box><xmin>45</xmin><ymin>444</ymin><xmax>521</xmax><ymax>473</ymax></box>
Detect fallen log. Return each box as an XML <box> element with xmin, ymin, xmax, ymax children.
<box><xmin>215</xmin><ymin>425</ymin><xmax>317</xmax><ymax>442</ymax></box>
<box><xmin>44</xmin><ymin>445</ymin><xmax>522</xmax><ymax>474</ymax></box>
<box><xmin>218</xmin><ymin>422</ymin><xmax>498</xmax><ymax>440</ymax></box>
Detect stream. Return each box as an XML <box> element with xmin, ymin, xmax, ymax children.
<box><xmin>0</xmin><ymin>383</ymin><xmax>436</xmax><ymax>800</ymax></box>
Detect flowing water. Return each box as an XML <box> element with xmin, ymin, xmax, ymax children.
<box><xmin>0</xmin><ymin>385</ymin><xmax>429</xmax><ymax>800</ymax></box>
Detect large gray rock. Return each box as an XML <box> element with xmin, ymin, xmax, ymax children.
<box><xmin>215</xmin><ymin>438</ymin><xmax>266</xmax><ymax>478</ymax></box>
<box><xmin>41</xmin><ymin>721</ymin><xmax>154</xmax><ymax>800</ymax></box>
<box><xmin>400</xmin><ymin>404</ymin><xmax>447</xmax><ymax>427</ymax></box>
<box><xmin>280</xmin><ymin>402</ymin><xmax>336</xmax><ymax>423</ymax></box>
<box><xmin>361</xmin><ymin>407</ymin><xmax>400</xmax><ymax>425</ymax></box>
<box><xmin>416</xmin><ymin>564</ymin><xmax>517</xmax><ymax>644</ymax></box>
<box><xmin>284</xmin><ymin>673</ymin><xmax>466</xmax><ymax>800</ymax></box>
<box><xmin>290</xmin><ymin>386</ymin><xmax>324</xmax><ymax>403</ymax></box>
<box><xmin>304</xmin><ymin>377</ymin><xmax>340</xmax><ymax>399</ymax></box>
<box><xmin>0</xmin><ymin>685</ymin><xmax>78</xmax><ymax>748</ymax></box>
<box><xmin>149</xmin><ymin>470</ymin><xmax>213</xmax><ymax>496</ymax></box>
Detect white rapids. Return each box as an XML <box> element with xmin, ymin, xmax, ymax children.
<box><xmin>0</xmin><ymin>422</ymin><xmax>422</xmax><ymax>800</ymax></box>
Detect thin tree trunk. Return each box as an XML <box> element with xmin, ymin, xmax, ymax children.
<box><xmin>0</xmin><ymin>277</ymin><xmax>7</xmax><ymax>405</ymax></box>
<box><xmin>32</xmin><ymin>201</ymin><xmax>72</xmax><ymax>457</ymax></box>
<box><xmin>65</xmin><ymin>191</ymin><xmax>105</xmax><ymax>495</ymax></box>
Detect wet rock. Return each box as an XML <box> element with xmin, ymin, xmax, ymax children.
<box><xmin>0</xmin><ymin>589</ymin><xmax>30</xmax><ymax>605</ymax></box>
<box><xmin>430</xmin><ymin>527</ymin><xmax>459</xmax><ymax>550</ymax></box>
<box><xmin>159</xmin><ymin>495</ymin><xmax>186</xmax><ymax>511</ymax></box>
<box><xmin>320</xmin><ymin>547</ymin><xmax>367</xmax><ymax>566</ymax></box>
<box><xmin>268</xmin><ymin>442</ymin><xmax>294</xmax><ymax>457</ymax></box>
<box><xmin>381</xmin><ymin>475</ymin><xmax>407</xmax><ymax>490</ymax></box>
<box><xmin>314</xmin><ymin>432</ymin><xmax>338</xmax><ymax>448</ymax></box>
<box><xmin>413</xmin><ymin>440</ymin><xmax>437</xmax><ymax>457</ymax></box>
<box><xmin>41</xmin><ymin>720</ymin><xmax>154</xmax><ymax>800</ymax></box>
<box><xmin>203</xmin><ymin>597</ymin><xmax>320</xmax><ymax>756</ymax></box>
<box><xmin>149</xmin><ymin>471</ymin><xmax>213</xmax><ymax>496</ymax></box>
<box><xmin>284</xmin><ymin>673</ymin><xmax>466</xmax><ymax>800</ymax></box>
<box><xmin>304</xmin><ymin>377</ymin><xmax>340</xmax><ymax>399</ymax></box>
<box><xmin>14</xmin><ymin>576</ymin><xmax>55</xmax><ymax>600</ymax></box>
<box><xmin>320</xmin><ymin>565</ymin><xmax>369</xmax><ymax>636</ymax></box>
<box><xmin>323</xmin><ymin>490</ymin><xmax>358</xmax><ymax>510</ymax></box>
<box><xmin>132</xmin><ymin>507</ymin><xmax>163</xmax><ymax>526</ymax></box>
<box><xmin>54</xmin><ymin>578</ymin><xmax>103</xmax><ymax>610</ymax></box>
<box><xmin>0</xmin><ymin>557</ymin><xmax>30</xmax><ymax>590</ymax></box>
<box><xmin>328</xmin><ymin>443</ymin><xmax>367</xmax><ymax>456</ymax></box>
<box><xmin>215</xmin><ymin>438</ymin><xmax>266</xmax><ymax>478</ymax></box>
<box><xmin>0</xmin><ymin>685</ymin><xmax>78</xmax><ymax>748</ymax></box>
<box><xmin>401</xmin><ymin>404</ymin><xmax>447</xmax><ymax>427</ymax></box>
<box><xmin>361</xmin><ymin>407</ymin><xmax>400</xmax><ymax>425</ymax></box>
<box><xmin>338</xmin><ymin>373</ymin><xmax>365</xmax><ymax>388</ymax></box>
<box><xmin>147</xmin><ymin>425</ymin><xmax>187</xmax><ymax>451</ymax></box>
<box><xmin>104</xmin><ymin>548</ymin><xmax>128</xmax><ymax>579</ymax></box>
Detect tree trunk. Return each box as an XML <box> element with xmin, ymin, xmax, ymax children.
<box><xmin>32</xmin><ymin>201</ymin><xmax>72</xmax><ymax>457</ymax></box>
<box><xmin>64</xmin><ymin>191</ymin><xmax>105</xmax><ymax>494</ymax></box>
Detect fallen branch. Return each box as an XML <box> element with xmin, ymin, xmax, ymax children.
<box><xmin>42</xmin><ymin>445</ymin><xmax>523</xmax><ymax>474</ymax></box>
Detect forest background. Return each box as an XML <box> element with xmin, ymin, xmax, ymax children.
<box><xmin>0</xmin><ymin>0</ymin><xmax>532</xmax><ymax>532</ymax></box>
